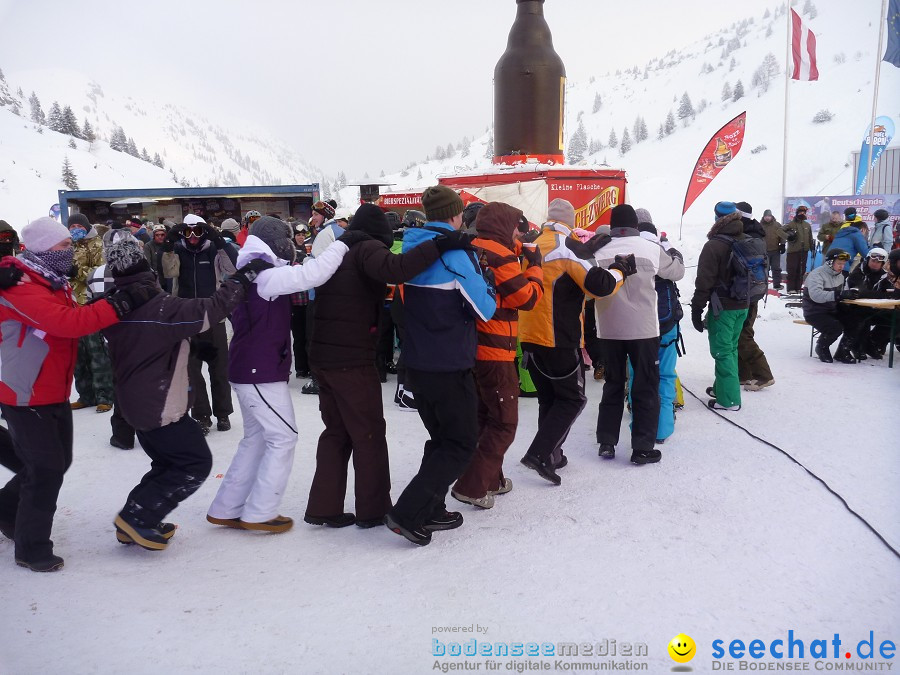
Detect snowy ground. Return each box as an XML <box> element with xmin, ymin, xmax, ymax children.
<box><xmin>0</xmin><ymin>296</ymin><xmax>898</xmax><ymax>674</ymax></box>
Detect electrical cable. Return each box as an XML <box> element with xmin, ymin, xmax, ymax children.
<box><xmin>683</xmin><ymin>383</ymin><xmax>900</xmax><ymax>561</ymax></box>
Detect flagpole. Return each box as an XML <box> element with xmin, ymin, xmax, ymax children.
<box><xmin>862</xmin><ymin>0</ymin><xmax>889</xmax><ymax>195</ymax></box>
<box><xmin>782</xmin><ymin>2</ymin><xmax>792</xmax><ymax>220</ymax></box>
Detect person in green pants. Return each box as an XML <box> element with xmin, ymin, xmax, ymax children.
<box><xmin>690</xmin><ymin>201</ymin><xmax>750</xmax><ymax>411</ymax></box>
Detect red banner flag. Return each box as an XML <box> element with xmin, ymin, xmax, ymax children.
<box><xmin>681</xmin><ymin>112</ymin><xmax>747</xmax><ymax>216</ymax></box>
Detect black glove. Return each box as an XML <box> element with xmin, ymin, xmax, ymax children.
<box><xmin>482</xmin><ymin>266</ymin><xmax>497</xmax><ymax>301</ymax></box>
<box><xmin>667</xmin><ymin>247</ymin><xmax>684</xmax><ymax>263</ymax></box>
<box><xmin>231</xmin><ymin>258</ymin><xmax>274</xmax><ymax>290</ymax></box>
<box><xmin>609</xmin><ymin>253</ymin><xmax>638</xmax><ymax>277</ymax></box>
<box><xmin>584</xmin><ymin>233</ymin><xmax>612</xmax><ymax>255</ymax></box>
<box><xmin>336</xmin><ymin>230</ymin><xmax>371</xmax><ymax>248</ymax></box>
<box><xmin>163</xmin><ymin>225</ymin><xmax>183</xmax><ymax>252</ymax></box>
<box><xmin>0</xmin><ymin>267</ymin><xmax>24</xmax><ymax>289</ymax></box>
<box><xmin>521</xmin><ymin>243</ymin><xmax>542</xmax><ymax>268</ymax></box>
<box><xmin>520</xmin><ymin>228</ymin><xmax>541</xmax><ymax>244</ymax></box>
<box><xmin>434</xmin><ymin>230</ymin><xmax>475</xmax><ymax>253</ymax></box>
<box><xmin>691</xmin><ymin>307</ymin><xmax>705</xmax><ymax>333</ymax></box>
<box><xmin>204</xmin><ymin>225</ymin><xmax>225</xmax><ymax>250</ymax></box>
<box><xmin>105</xmin><ymin>284</ymin><xmax>158</xmax><ymax>318</ymax></box>
<box><xmin>840</xmin><ymin>288</ymin><xmax>860</xmax><ymax>300</ymax></box>
<box><xmin>778</xmin><ymin>242</ymin><xmax>786</xmax><ymax>254</ymax></box>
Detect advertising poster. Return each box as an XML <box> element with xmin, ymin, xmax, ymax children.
<box><xmin>682</xmin><ymin>112</ymin><xmax>747</xmax><ymax>215</ymax></box>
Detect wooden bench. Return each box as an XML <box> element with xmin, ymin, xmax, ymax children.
<box><xmin>793</xmin><ymin>319</ymin><xmax>820</xmax><ymax>357</ymax></box>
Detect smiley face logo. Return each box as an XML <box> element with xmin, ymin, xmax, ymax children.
<box><xmin>668</xmin><ymin>634</ymin><xmax>696</xmax><ymax>663</ymax></box>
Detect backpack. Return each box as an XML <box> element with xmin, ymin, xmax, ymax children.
<box><xmin>713</xmin><ymin>234</ymin><xmax>768</xmax><ymax>303</ymax></box>
<box><xmin>656</xmin><ymin>277</ymin><xmax>683</xmax><ymax>335</ymax></box>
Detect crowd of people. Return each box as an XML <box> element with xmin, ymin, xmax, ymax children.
<box><xmin>0</xmin><ymin>191</ymin><xmax>897</xmax><ymax>570</ymax></box>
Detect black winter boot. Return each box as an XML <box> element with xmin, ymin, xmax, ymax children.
<box><xmin>815</xmin><ymin>340</ymin><xmax>834</xmax><ymax>363</ymax></box>
<box><xmin>598</xmin><ymin>444</ymin><xmax>616</xmax><ymax>459</ymax></box>
<box><xmin>520</xmin><ymin>454</ymin><xmax>561</xmax><ymax>485</ymax></box>
<box><xmin>834</xmin><ymin>337</ymin><xmax>857</xmax><ymax>364</ymax></box>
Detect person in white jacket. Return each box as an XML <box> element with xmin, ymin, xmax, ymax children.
<box><xmin>592</xmin><ymin>204</ymin><xmax>685</xmax><ymax>465</ymax></box>
<box><xmin>206</xmin><ymin>217</ymin><xmax>368</xmax><ymax>533</ymax></box>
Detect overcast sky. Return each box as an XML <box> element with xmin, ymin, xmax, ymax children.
<box><xmin>0</xmin><ymin>0</ymin><xmax>776</xmax><ymax>177</ymax></box>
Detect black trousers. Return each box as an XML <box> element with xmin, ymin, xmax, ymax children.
<box><xmin>596</xmin><ymin>337</ymin><xmax>660</xmax><ymax>452</ymax></box>
<box><xmin>786</xmin><ymin>251</ymin><xmax>808</xmax><ymax>292</ymax></box>
<box><xmin>375</xmin><ymin>304</ymin><xmax>396</xmax><ymax>379</ymax></box>
<box><xmin>392</xmin><ymin>368</ymin><xmax>478</xmax><ymax>529</ymax></box>
<box><xmin>290</xmin><ymin>305</ymin><xmax>309</xmax><ymax>374</ymax></box>
<box><xmin>110</xmin><ymin>403</ymin><xmax>135</xmax><ymax>446</ymax></box>
<box><xmin>583</xmin><ymin>300</ymin><xmax>604</xmax><ymax>368</ymax></box>
<box><xmin>523</xmin><ymin>345</ymin><xmax>586</xmax><ymax>464</ymax></box>
<box><xmin>806</xmin><ymin>308</ymin><xmax>854</xmax><ymax>347</ymax></box>
<box><xmin>189</xmin><ymin>321</ymin><xmax>233</xmax><ymax>419</ymax></box>
<box><xmin>0</xmin><ymin>403</ymin><xmax>73</xmax><ymax>562</ymax></box>
<box><xmin>124</xmin><ymin>415</ymin><xmax>213</xmax><ymax>527</ymax></box>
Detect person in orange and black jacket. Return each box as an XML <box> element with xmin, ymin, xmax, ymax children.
<box><xmin>0</xmin><ymin>217</ymin><xmax>152</xmax><ymax>573</ymax></box>
<box><xmin>451</xmin><ymin>202</ymin><xmax>543</xmax><ymax>509</ymax></box>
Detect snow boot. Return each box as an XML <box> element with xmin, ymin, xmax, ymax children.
<box><xmin>630</xmin><ymin>449</ymin><xmax>662</xmax><ymax>465</ymax></box>
<box><xmin>113</xmin><ymin>514</ymin><xmax>168</xmax><ymax>551</ymax></box>
<box><xmin>815</xmin><ymin>341</ymin><xmax>834</xmax><ymax>363</ymax></box>
<box><xmin>301</xmin><ymin>378</ymin><xmax>320</xmax><ymax>395</ymax></box>
<box><xmin>834</xmin><ymin>337</ymin><xmax>857</xmax><ymax>364</ymax></box>
<box><xmin>303</xmin><ymin>513</ymin><xmax>355</xmax><ymax>528</ymax></box>
<box><xmin>117</xmin><ymin>522</ymin><xmax>176</xmax><ymax>545</ymax></box>
<box><xmin>708</xmin><ymin>399</ymin><xmax>741</xmax><ymax>411</ymax></box>
<box><xmin>109</xmin><ymin>436</ymin><xmax>133</xmax><ymax>450</ymax></box>
<box><xmin>355</xmin><ymin>517</ymin><xmax>386</xmax><ymax>529</ymax></box>
<box><xmin>706</xmin><ymin>386</ymin><xmax>716</xmax><ymax>398</ymax></box>
<box><xmin>520</xmin><ymin>453</ymin><xmax>561</xmax><ymax>485</ymax></box>
<box><xmin>598</xmin><ymin>443</ymin><xmax>615</xmax><ymax>459</ymax></box>
<box><xmin>396</xmin><ymin>387</ymin><xmax>417</xmax><ymax>411</ymax></box>
<box><xmin>424</xmin><ymin>510</ymin><xmax>463</xmax><ymax>531</ymax></box>
<box><xmin>206</xmin><ymin>514</ymin><xmax>243</xmax><ymax>529</ymax></box>
<box><xmin>96</xmin><ymin>403</ymin><xmax>112</xmax><ymax>413</ymax></box>
<box><xmin>384</xmin><ymin>512</ymin><xmax>432</xmax><ymax>546</ymax></box>
<box><xmin>554</xmin><ymin>454</ymin><xmax>568</xmax><ymax>469</ymax></box>
<box><xmin>16</xmin><ymin>555</ymin><xmax>64</xmax><ymax>572</ymax></box>
<box><xmin>216</xmin><ymin>416</ymin><xmax>231</xmax><ymax>432</ymax></box>
<box><xmin>196</xmin><ymin>416</ymin><xmax>212</xmax><ymax>435</ymax></box>
<box><xmin>450</xmin><ymin>489</ymin><xmax>494</xmax><ymax>510</ymax></box>
<box><xmin>745</xmin><ymin>378</ymin><xmax>775</xmax><ymax>391</ymax></box>
<box><xmin>240</xmin><ymin>516</ymin><xmax>294</xmax><ymax>533</ymax></box>
<box><xmin>488</xmin><ymin>478</ymin><xmax>513</xmax><ymax>496</ymax></box>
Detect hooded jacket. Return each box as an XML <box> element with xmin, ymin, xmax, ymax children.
<box><xmin>401</xmin><ymin>222</ymin><xmax>496</xmax><ymax>372</ymax></box>
<box><xmin>227</xmin><ymin>234</ymin><xmax>349</xmax><ymax>383</ymax></box>
<box><xmin>310</xmin><ymin>205</ymin><xmax>443</xmax><ymax>370</ymax></box>
<box><xmin>868</xmin><ymin>217</ymin><xmax>893</xmax><ymax>250</ymax></box>
<box><xmin>760</xmin><ymin>213</ymin><xmax>787</xmax><ymax>252</ymax></box>
<box><xmin>0</xmin><ymin>256</ymin><xmax>119</xmax><ymax>406</ymax></box>
<box><xmin>593</xmin><ymin>225</ymin><xmax>685</xmax><ymax>340</ymax></box>
<box><xmin>102</xmin><ymin>272</ymin><xmax>246</xmax><ymax>430</ymax></box>
<box><xmin>691</xmin><ymin>211</ymin><xmax>749</xmax><ymax>314</ymax></box>
<box><xmin>472</xmin><ymin>203</ymin><xmax>543</xmax><ymax>361</ymax></box>
<box><xmin>161</xmin><ymin>238</ymin><xmax>221</xmax><ymax>298</ymax></box>
<box><xmin>802</xmin><ymin>263</ymin><xmax>847</xmax><ymax>319</ymax></box>
<box><xmin>832</xmin><ymin>223</ymin><xmax>869</xmax><ymax>264</ymax></box>
<box><xmin>71</xmin><ymin>227</ymin><xmax>104</xmax><ymax>305</ymax></box>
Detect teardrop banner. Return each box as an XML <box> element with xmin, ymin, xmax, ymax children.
<box><xmin>681</xmin><ymin>112</ymin><xmax>747</xmax><ymax>216</ymax></box>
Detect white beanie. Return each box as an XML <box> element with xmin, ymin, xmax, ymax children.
<box><xmin>184</xmin><ymin>214</ymin><xmax>206</xmax><ymax>225</ymax></box>
<box><xmin>22</xmin><ymin>217</ymin><xmax>71</xmax><ymax>252</ymax></box>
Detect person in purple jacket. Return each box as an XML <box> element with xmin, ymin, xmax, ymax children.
<box><xmin>206</xmin><ymin>216</ymin><xmax>366</xmax><ymax>533</ymax></box>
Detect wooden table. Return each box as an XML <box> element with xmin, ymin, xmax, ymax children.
<box><xmin>842</xmin><ymin>298</ymin><xmax>900</xmax><ymax>368</ymax></box>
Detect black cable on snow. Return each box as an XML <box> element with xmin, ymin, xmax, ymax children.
<box><xmin>683</xmin><ymin>383</ymin><xmax>900</xmax><ymax>561</ymax></box>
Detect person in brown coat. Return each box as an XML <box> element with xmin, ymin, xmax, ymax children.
<box><xmin>784</xmin><ymin>205</ymin><xmax>814</xmax><ymax>292</ymax></box>
<box><xmin>304</xmin><ymin>204</ymin><xmax>472</xmax><ymax>528</ymax></box>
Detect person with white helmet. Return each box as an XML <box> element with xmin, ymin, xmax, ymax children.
<box><xmin>845</xmin><ymin>247</ymin><xmax>894</xmax><ymax>360</ymax></box>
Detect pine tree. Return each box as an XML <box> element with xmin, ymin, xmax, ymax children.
<box><xmin>16</xmin><ymin>86</ymin><xmax>23</xmax><ymax>98</ymax></box>
<box><xmin>0</xmin><ymin>67</ymin><xmax>4</xmax><ymax>82</ymax></box>
<box><xmin>434</xmin><ymin>145</ymin><xmax>445</xmax><ymax>161</ymax></box>
<box><xmin>379</xmin><ymin>169</ymin><xmax>385</xmax><ymax>178</ymax></box>
<box><xmin>729</xmin><ymin>57</ymin><xmax>737</xmax><ymax>71</ymax></box>
<box><xmin>337</xmin><ymin>171</ymin><xmax>347</xmax><ymax>189</ymax></box>
<box><xmin>141</xmin><ymin>147</ymin><xmax>151</xmax><ymax>162</ymax></box>
<box><xmin>153</xmin><ymin>152</ymin><xmax>164</xmax><ymax>169</ymax></box>
<box><xmin>68</xmin><ymin>138</ymin><xmax>77</xmax><ymax>149</ymax></box>
<box><xmin>608</xmin><ymin>128</ymin><xmax>618</xmax><ymax>149</ymax></box>
<box><xmin>62</xmin><ymin>105</ymin><xmax>80</xmax><ymax>137</ymax></box>
<box><xmin>657</xmin><ymin>123</ymin><xmax>665</xmax><ymax>141</ymax></box>
<box><xmin>592</xmin><ymin>92</ymin><xmax>602</xmax><ymax>113</ymax></box>
<box><xmin>61</xmin><ymin>156</ymin><xmax>78</xmax><ymax>190</ymax></box>
<box><xmin>445</xmin><ymin>142</ymin><xmax>454</xmax><ymax>158</ymax></box>
<box><xmin>732</xmin><ymin>79</ymin><xmax>745</xmax><ymax>101</ymax></box>
<box><xmin>48</xmin><ymin>102</ymin><xmax>64</xmax><ymax>132</ymax></box>
<box><xmin>677</xmin><ymin>92</ymin><xmax>695</xmax><ymax>121</ymax></box>
<box><xmin>110</xmin><ymin>126</ymin><xmax>127</xmax><ymax>152</ymax></box>
<box><xmin>126</xmin><ymin>137</ymin><xmax>139</xmax><ymax>157</ymax></box>
<box><xmin>484</xmin><ymin>131</ymin><xmax>493</xmax><ymax>159</ymax></box>
<box><xmin>82</xmin><ymin>119</ymin><xmax>96</xmax><ymax>144</ymax></box>
<box><xmin>665</xmin><ymin>110</ymin><xmax>676</xmax><ymax>135</ymax></box>
<box><xmin>638</xmin><ymin>117</ymin><xmax>648</xmax><ymax>142</ymax></box>
<box><xmin>620</xmin><ymin>128</ymin><xmax>632</xmax><ymax>155</ymax></box>
<box><xmin>633</xmin><ymin>116</ymin><xmax>642</xmax><ymax>143</ymax></box>
<box><xmin>416</xmin><ymin>168</ymin><xmax>423</xmax><ymax>180</ymax></box>
<box><xmin>567</xmin><ymin>120</ymin><xmax>588</xmax><ymax>163</ymax></box>
<box><xmin>721</xmin><ymin>81</ymin><xmax>732</xmax><ymax>102</ymax></box>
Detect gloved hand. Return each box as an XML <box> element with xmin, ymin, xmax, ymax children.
<box><xmin>521</xmin><ymin>243</ymin><xmax>542</xmax><ymax>268</ymax></box>
<box><xmin>204</xmin><ymin>225</ymin><xmax>225</xmax><ymax>250</ymax></box>
<box><xmin>667</xmin><ymin>247</ymin><xmax>684</xmax><ymax>263</ymax></box>
<box><xmin>840</xmin><ymin>288</ymin><xmax>860</xmax><ymax>300</ymax></box>
<box><xmin>0</xmin><ymin>266</ymin><xmax>24</xmax><ymax>289</ymax></box>
<box><xmin>778</xmin><ymin>242</ymin><xmax>786</xmax><ymax>254</ymax></box>
<box><xmin>231</xmin><ymin>258</ymin><xmax>274</xmax><ymax>290</ymax></box>
<box><xmin>584</xmin><ymin>233</ymin><xmax>612</xmax><ymax>255</ymax></box>
<box><xmin>609</xmin><ymin>253</ymin><xmax>637</xmax><ymax>277</ymax></box>
<box><xmin>691</xmin><ymin>307</ymin><xmax>705</xmax><ymax>333</ymax></box>
<box><xmin>434</xmin><ymin>230</ymin><xmax>474</xmax><ymax>253</ymax></box>
<box><xmin>105</xmin><ymin>284</ymin><xmax>158</xmax><ymax>318</ymax></box>
<box><xmin>337</xmin><ymin>230</ymin><xmax>371</xmax><ymax>248</ymax></box>
<box><xmin>163</xmin><ymin>225</ymin><xmax>184</xmax><ymax>252</ymax></box>
<box><xmin>482</xmin><ymin>266</ymin><xmax>497</xmax><ymax>301</ymax></box>
<box><xmin>520</xmin><ymin>228</ymin><xmax>541</xmax><ymax>244</ymax></box>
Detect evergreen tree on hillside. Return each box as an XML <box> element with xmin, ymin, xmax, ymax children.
<box><xmin>0</xmin><ymin>67</ymin><xmax>4</xmax><ymax>81</ymax></box>
<box><xmin>141</xmin><ymin>147</ymin><xmax>151</xmax><ymax>162</ymax></box>
<box><xmin>153</xmin><ymin>152</ymin><xmax>164</xmax><ymax>169</ymax></box>
<box><xmin>732</xmin><ymin>79</ymin><xmax>745</xmax><ymax>101</ymax></box>
<box><xmin>110</xmin><ymin>126</ymin><xmax>127</xmax><ymax>152</ymax></box>
<box><xmin>336</xmin><ymin>171</ymin><xmax>347</xmax><ymax>190</ymax></box>
<box><xmin>633</xmin><ymin>116</ymin><xmax>642</xmax><ymax>143</ymax></box>
<box><xmin>664</xmin><ymin>110</ymin><xmax>676</xmax><ymax>135</ymax></box>
<box><xmin>62</xmin><ymin>105</ymin><xmax>81</xmax><ymax>137</ymax></box>
<box><xmin>434</xmin><ymin>145</ymin><xmax>446</xmax><ymax>161</ymax></box>
<box><xmin>721</xmin><ymin>81</ymin><xmax>732</xmax><ymax>102</ymax></box>
<box><xmin>608</xmin><ymin>128</ymin><xmax>618</xmax><ymax>149</ymax></box>
<box><xmin>567</xmin><ymin>119</ymin><xmax>588</xmax><ymax>163</ymax></box>
<box><xmin>592</xmin><ymin>92</ymin><xmax>602</xmax><ymax>113</ymax></box>
<box><xmin>126</xmin><ymin>137</ymin><xmax>139</xmax><ymax>157</ymax></box>
<box><xmin>484</xmin><ymin>130</ymin><xmax>493</xmax><ymax>159</ymax></box>
<box><xmin>638</xmin><ymin>117</ymin><xmax>648</xmax><ymax>142</ymax></box>
<box><xmin>620</xmin><ymin>128</ymin><xmax>632</xmax><ymax>155</ymax></box>
<box><xmin>657</xmin><ymin>123</ymin><xmax>665</xmax><ymax>141</ymax></box>
<box><xmin>677</xmin><ymin>92</ymin><xmax>695</xmax><ymax>121</ymax></box>
<box><xmin>48</xmin><ymin>102</ymin><xmax>64</xmax><ymax>132</ymax></box>
<box><xmin>445</xmin><ymin>142</ymin><xmax>454</xmax><ymax>158</ymax></box>
<box><xmin>82</xmin><ymin>119</ymin><xmax>96</xmax><ymax>144</ymax></box>
<box><xmin>61</xmin><ymin>156</ymin><xmax>78</xmax><ymax>190</ymax></box>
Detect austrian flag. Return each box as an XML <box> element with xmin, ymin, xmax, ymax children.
<box><xmin>791</xmin><ymin>9</ymin><xmax>819</xmax><ymax>80</ymax></box>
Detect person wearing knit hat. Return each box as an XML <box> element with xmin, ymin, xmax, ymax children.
<box><xmin>783</xmin><ymin>204</ymin><xmax>814</xmax><ymax>292</ymax></box>
<box><xmin>592</xmin><ymin>202</ymin><xmax>685</xmax><ymax>463</ymax></box>
<box><xmin>385</xmin><ymin>189</ymin><xmax>495</xmax><ymax>544</ymax></box>
<box><xmin>634</xmin><ymin>207</ymin><xmax>653</xmax><ymax>226</ymax></box>
<box><xmin>690</xmin><ymin>202</ymin><xmax>749</xmax><ymax>411</ymax></box>
<box><xmin>220</xmin><ymin>217</ymin><xmax>241</xmax><ymax>237</ymax></box>
<box><xmin>516</xmin><ymin>200</ymin><xmax>633</xmax><ymax>483</ymax></box>
<box><xmin>760</xmin><ymin>208</ymin><xmax>787</xmax><ymax>290</ymax></box>
<box><xmin>0</xmin><ymin>217</ymin><xmax>156</xmax><ymax>572</ymax></box>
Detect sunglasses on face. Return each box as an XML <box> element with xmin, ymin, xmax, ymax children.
<box><xmin>183</xmin><ymin>226</ymin><xmax>204</xmax><ymax>238</ymax></box>
<box><xmin>0</xmin><ymin>231</ymin><xmax>17</xmax><ymax>243</ymax></box>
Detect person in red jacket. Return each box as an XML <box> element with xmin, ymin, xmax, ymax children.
<box><xmin>0</xmin><ymin>217</ymin><xmax>148</xmax><ymax>572</ymax></box>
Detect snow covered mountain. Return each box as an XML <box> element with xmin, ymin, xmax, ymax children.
<box><xmin>364</xmin><ymin>0</ymin><xmax>897</xmax><ymax>232</ymax></box>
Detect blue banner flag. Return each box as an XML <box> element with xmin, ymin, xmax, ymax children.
<box><xmin>886</xmin><ymin>0</ymin><xmax>900</xmax><ymax>68</ymax></box>
<box><xmin>855</xmin><ymin>116</ymin><xmax>895</xmax><ymax>195</ymax></box>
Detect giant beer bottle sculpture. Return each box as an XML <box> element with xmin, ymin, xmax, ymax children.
<box><xmin>493</xmin><ymin>0</ymin><xmax>566</xmax><ymax>164</ymax></box>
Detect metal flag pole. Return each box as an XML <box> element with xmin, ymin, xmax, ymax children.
<box><xmin>862</xmin><ymin>0</ymin><xmax>889</xmax><ymax>195</ymax></box>
<box><xmin>782</xmin><ymin>1</ymin><xmax>792</xmax><ymax>218</ymax></box>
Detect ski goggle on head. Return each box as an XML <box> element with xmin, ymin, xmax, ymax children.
<box><xmin>831</xmin><ymin>252</ymin><xmax>851</xmax><ymax>262</ymax></box>
<box><xmin>869</xmin><ymin>252</ymin><xmax>887</xmax><ymax>262</ymax></box>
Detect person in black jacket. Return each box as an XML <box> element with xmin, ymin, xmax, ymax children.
<box><xmin>161</xmin><ymin>216</ymin><xmax>234</xmax><ymax>433</ymax></box>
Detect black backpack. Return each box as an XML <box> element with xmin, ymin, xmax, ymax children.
<box><xmin>656</xmin><ymin>277</ymin><xmax>683</xmax><ymax>335</ymax></box>
<box><xmin>713</xmin><ymin>234</ymin><xmax>769</xmax><ymax>304</ymax></box>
